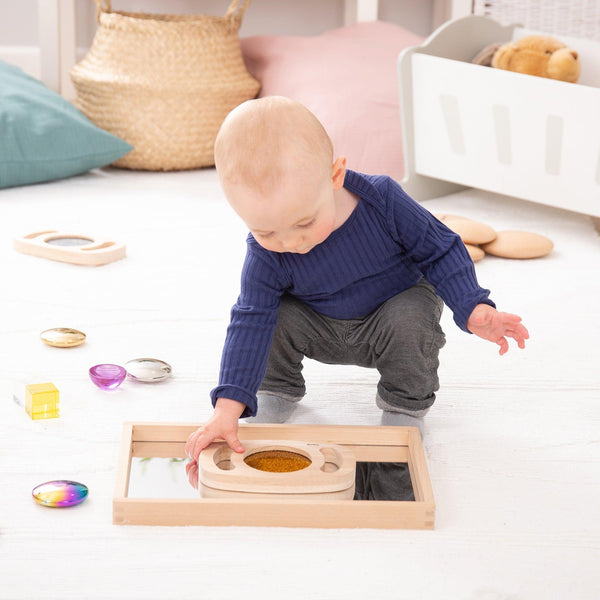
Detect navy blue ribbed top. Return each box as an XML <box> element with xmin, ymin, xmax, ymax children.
<box><xmin>211</xmin><ymin>170</ymin><xmax>494</xmax><ymax>417</ymax></box>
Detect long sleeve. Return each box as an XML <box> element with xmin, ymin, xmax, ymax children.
<box><xmin>382</xmin><ymin>177</ymin><xmax>495</xmax><ymax>330</ymax></box>
<box><xmin>210</xmin><ymin>244</ymin><xmax>288</xmax><ymax>417</ymax></box>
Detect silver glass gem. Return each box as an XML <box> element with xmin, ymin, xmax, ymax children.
<box><xmin>124</xmin><ymin>358</ymin><xmax>172</xmax><ymax>383</ymax></box>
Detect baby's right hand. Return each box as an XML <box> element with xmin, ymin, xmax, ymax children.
<box><xmin>185</xmin><ymin>398</ymin><xmax>246</xmax><ymax>463</ymax></box>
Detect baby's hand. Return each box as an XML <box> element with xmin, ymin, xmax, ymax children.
<box><xmin>185</xmin><ymin>398</ymin><xmax>246</xmax><ymax>462</ymax></box>
<box><xmin>185</xmin><ymin>398</ymin><xmax>246</xmax><ymax>489</ymax></box>
<box><xmin>467</xmin><ymin>303</ymin><xmax>529</xmax><ymax>355</ymax></box>
<box><xmin>186</xmin><ymin>459</ymin><xmax>200</xmax><ymax>489</ymax></box>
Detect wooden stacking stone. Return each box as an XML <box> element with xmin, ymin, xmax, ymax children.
<box><xmin>481</xmin><ymin>231</ymin><xmax>554</xmax><ymax>259</ymax></box>
<box><xmin>435</xmin><ymin>214</ymin><xmax>497</xmax><ymax>245</ymax></box>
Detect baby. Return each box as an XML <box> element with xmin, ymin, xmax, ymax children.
<box><xmin>185</xmin><ymin>96</ymin><xmax>528</xmax><ymax>481</ymax></box>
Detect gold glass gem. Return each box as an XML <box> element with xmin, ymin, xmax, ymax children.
<box><xmin>40</xmin><ymin>327</ymin><xmax>86</xmax><ymax>348</ymax></box>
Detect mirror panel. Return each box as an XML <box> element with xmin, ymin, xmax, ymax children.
<box><xmin>128</xmin><ymin>457</ymin><xmax>415</xmax><ymax>501</ymax></box>
<box><xmin>45</xmin><ymin>237</ymin><xmax>94</xmax><ymax>246</ymax></box>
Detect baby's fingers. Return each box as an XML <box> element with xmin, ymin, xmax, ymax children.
<box><xmin>186</xmin><ymin>460</ymin><xmax>199</xmax><ymax>489</ymax></box>
<box><xmin>185</xmin><ymin>428</ymin><xmax>217</xmax><ymax>461</ymax></box>
<box><xmin>184</xmin><ymin>429</ymin><xmax>202</xmax><ymax>459</ymax></box>
<box><xmin>497</xmin><ymin>336</ymin><xmax>509</xmax><ymax>355</ymax></box>
<box><xmin>223</xmin><ymin>431</ymin><xmax>245</xmax><ymax>454</ymax></box>
<box><xmin>500</xmin><ymin>312</ymin><xmax>523</xmax><ymax>324</ymax></box>
<box><xmin>516</xmin><ymin>322</ymin><xmax>530</xmax><ymax>342</ymax></box>
<box><xmin>508</xmin><ymin>322</ymin><xmax>529</xmax><ymax>349</ymax></box>
<box><xmin>498</xmin><ymin>322</ymin><xmax>530</xmax><ymax>354</ymax></box>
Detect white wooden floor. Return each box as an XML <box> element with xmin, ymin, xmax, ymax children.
<box><xmin>0</xmin><ymin>167</ymin><xmax>598</xmax><ymax>599</ymax></box>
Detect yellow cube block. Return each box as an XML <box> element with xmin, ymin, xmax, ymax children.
<box><xmin>25</xmin><ymin>382</ymin><xmax>59</xmax><ymax>420</ymax></box>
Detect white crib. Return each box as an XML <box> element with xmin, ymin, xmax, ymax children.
<box><xmin>398</xmin><ymin>15</ymin><xmax>600</xmax><ymax>217</ymax></box>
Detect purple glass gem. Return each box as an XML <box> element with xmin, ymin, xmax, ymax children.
<box><xmin>89</xmin><ymin>364</ymin><xmax>127</xmax><ymax>390</ymax></box>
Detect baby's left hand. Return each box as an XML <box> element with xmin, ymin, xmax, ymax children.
<box><xmin>467</xmin><ymin>304</ymin><xmax>529</xmax><ymax>355</ymax></box>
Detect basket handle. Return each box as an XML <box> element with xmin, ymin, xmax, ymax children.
<box><xmin>94</xmin><ymin>0</ymin><xmax>252</xmax><ymax>24</ymax></box>
<box><xmin>94</xmin><ymin>0</ymin><xmax>112</xmax><ymax>22</ymax></box>
<box><xmin>225</xmin><ymin>0</ymin><xmax>253</xmax><ymax>25</ymax></box>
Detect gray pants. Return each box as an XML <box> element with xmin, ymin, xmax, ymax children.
<box><xmin>259</xmin><ymin>280</ymin><xmax>446</xmax><ymax>416</ymax></box>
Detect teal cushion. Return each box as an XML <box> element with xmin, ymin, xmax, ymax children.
<box><xmin>0</xmin><ymin>60</ymin><xmax>132</xmax><ymax>188</ymax></box>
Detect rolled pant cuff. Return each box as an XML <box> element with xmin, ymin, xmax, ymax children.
<box><xmin>257</xmin><ymin>389</ymin><xmax>304</xmax><ymax>403</ymax></box>
<box><xmin>375</xmin><ymin>392</ymin><xmax>434</xmax><ymax>418</ymax></box>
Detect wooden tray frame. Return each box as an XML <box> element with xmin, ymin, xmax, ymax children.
<box><xmin>114</xmin><ymin>422</ymin><xmax>435</xmax><ymax>529</ymax></box>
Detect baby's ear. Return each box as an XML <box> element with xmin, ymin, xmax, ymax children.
<box><xmin>331</xmin><ymin>156</ymin><xmax>347</xmax><ymax>189</ymax></box>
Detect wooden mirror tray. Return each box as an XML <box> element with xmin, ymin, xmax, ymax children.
<box><xmin>114</xmin><ymin>422</ymin><xmax>435</xmax><ymax>529</ymax></box>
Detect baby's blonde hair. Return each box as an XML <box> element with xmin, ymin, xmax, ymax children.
<box><xmin>214</xmin><ymin>96</ymin><xmax>334</xmax><ymax>194</ymax></box>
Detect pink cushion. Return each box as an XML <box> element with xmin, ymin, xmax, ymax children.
<box><xmin>241</xmin><ymin>21</ymin><xmax>424</xmax><ymax>181</ymax></box>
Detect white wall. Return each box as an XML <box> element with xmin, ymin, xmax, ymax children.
<box><xmin>1</xmin><ymin>0</ymin><xmax>435</xmax><ymax>47</ymax></box>
<box><xmin>0</xmin><ymin>0</ymin><xmax>436</xmax><ymax>84</ymax></box>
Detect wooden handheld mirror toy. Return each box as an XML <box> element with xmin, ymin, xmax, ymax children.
<box><xmin>14</xmin><ymin>230</ymin><xmax>125</xmax><ymax>266</ymax></box>
<box><xmin>114</xmin><ymin>422</ymin><xmax>435</xmax><ymax>529</ymax></box>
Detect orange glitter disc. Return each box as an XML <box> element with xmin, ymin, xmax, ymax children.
<box><xmin>244</xmin><ymin>450</ymin><xmax>311</xmax><ymax>473</ymax></box>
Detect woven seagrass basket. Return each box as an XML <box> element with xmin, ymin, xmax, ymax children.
<box><xmin>70</xmin><ymin>0</ymin><xmax>260</xmax><ymax>171</ymax></box>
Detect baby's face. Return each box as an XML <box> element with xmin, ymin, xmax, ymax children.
<box><xmin>229</xmin><ymin>171</ymin><xmax>337</xmax><ymax>254</ymax></box>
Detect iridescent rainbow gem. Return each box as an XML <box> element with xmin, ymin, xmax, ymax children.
<box><xmin>89</xmin><ymin>364</ymin><xmax>126</xmax><ymax>390</ymax></box>
<box><xmin>32</xmin><ymin>480</ymin><xmax>88</xmax><ymax>508</ymax></box>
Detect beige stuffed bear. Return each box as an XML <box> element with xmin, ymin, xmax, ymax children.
<box><xmin>472</xmin><ymin>35</ymin><xmax>580</xmax><ymax>83</ymax></box>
